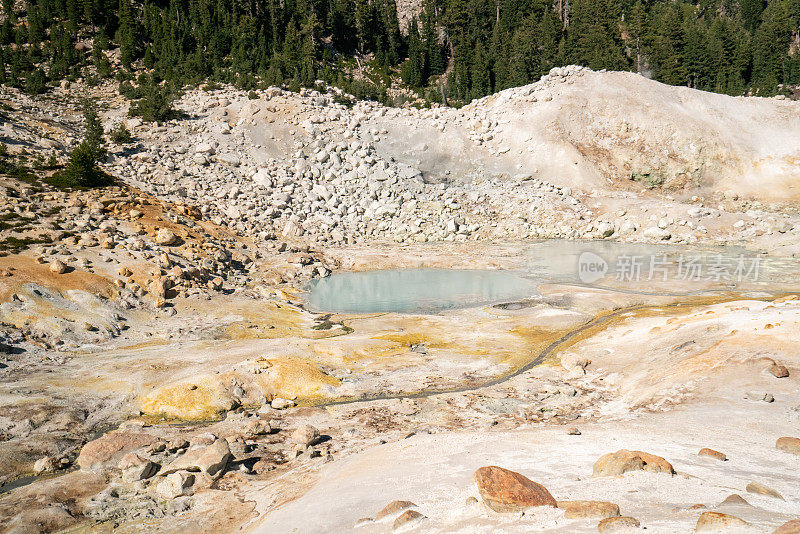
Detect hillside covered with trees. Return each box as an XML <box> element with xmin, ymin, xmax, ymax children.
<box><xmin>2</xmin><ymin>0</ymin><xmax>800</xmax><ymax>106</ymax></box>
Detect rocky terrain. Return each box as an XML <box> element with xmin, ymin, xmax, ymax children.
<box><xmin>1</xmin><ymin>68</ymin><xmax>799</xmax><ymax>533</ymax></box>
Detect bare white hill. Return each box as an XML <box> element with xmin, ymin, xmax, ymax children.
<box><xmin>366</xmin><ymin>67</ymin><xmax>800</xmax><ymax>200</ymax></box>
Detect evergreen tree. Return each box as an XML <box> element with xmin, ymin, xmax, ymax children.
<box><xmin>62</xmin><ymin>100</ymin><xmax>110</xmax><ymax>187</ymax></box>
<box><xmin>401</xmin><ymin>18</ymin><xmax>425</xmax><ymax>86</ymax></box>
<box><xmin>8</xmin><ymin>0</ymin><xmax>800</xmax><ymax>104</ymax></box>
<box><xmin>649</xmin><ymin>3</ymin><xmax>688</xmax><ymax>85</ymax></box>
<box><xmin>567</xmin><ymin>0</ymin><xmax>629</xmax><ymax>70</ymax></box>
<box><xmin>117</xmin><ymin>0</ymin><xmax>138</xmax><ymax>69</ymax></box>
<box><xmin>753</xmin><ymin>0</ymin><xmax>790</xmax><ymax>92</ymax></box>
<box><xmin>628</xmin><ymin>1</ymin><xmax>647</xmax><ymax>73</ymax></box>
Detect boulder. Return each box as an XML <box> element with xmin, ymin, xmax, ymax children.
<box><xmin>156</xmin><ymin>472</ymin><xmax>195</xmax><ymax>499</ymax></box>
<box><xmin>696</xmin><ymin>511</ymin><xmax>748</xmax><ymax>531</ymax></box>
<box><xmin>746</xmin><ymin>482</ymin><xmax>783</xmax><ymax>500</ymax></box>
<box><xmin>270</xmin><ymin>397</ymin><xmax>295</xmax><ymax>410</ymax></box>
<box><xmin>472</xmin><ymin>466</ymin><xmax>557</xmax><ymax>513</ymax></box>
<box><xmin>774</xmin><ymin>519</ymin><xmax>800</xmax><ymax>534</ymax></box>
<box><xmin>643</xmin><ymin>227</ymin><xmax>671</xmax><ymax>240</ymax></box>
<box><xmin>118</xmin><ymin>453</ymin><xmax>160</xmax><ymax>482</ymax></box>
<box><xmin>77</xmin><ymin>431</ymin><xmax>156</xmax><ymax>472</ymax></box>
<box><xmin>558</xmin><ymin>500</ymin><xmax>620</xmax><ymax>519</ymax></box>
<box><xmin>217</xmin><ymin>153</ymin><xmax>241</xmax><ymax>166</ymax></box>
<box><xmin>155</xmin><ymin>228</ymin><xmax>178</xmax><ymax>246</ymax></box>
<box><xmin>149</xmin><ymin>278</ymin><xmax>170</xmax><ymax>299</ymax></box>
<box><xmin>596</xmin><ymin>221</ymin><xmax>615</xmax><ymax>238</ymax></box>
<box><xmin>598</xmin><ymin>517</ymin><xmax>641</xmax><ymax>532</ymax></box>
<box><xmin>195</xmin><ymin>143</ymin><xmax>215</xmax><ymax>155</ymax></box>
<box><xmin>33</xmin><ymin>456</ymin><xmax>58</xmax><ymax>474</ymax></box>
<box><xmin>698</xmin><ymin>448</ymin><xmax>727</xmax><ymax>461</ymax></box>
<box><xmin>162</xmin><ymin>438</ymin><xmax>231</xmax><ymax>479</ymax></box>
<box><xmin>291</xmin><ymin>424</ymin><xmax>320</xmax><ymax>447</ymax></box>
<box><xmin>593</xmin><ymin>450</ymin><xmax>675</xmax><ymax>477</ymax></box>
<box><xmin>776</xmin><ymin>437</ymin><xmax>800</xmax><ymax>455</ymax></box>
<box><xmin>393</xmin><ymin>510</ymin><xmax>426</xmax><ymax>531</ymax></box>
<box><xmin>6</xmin><ymin>505</ymin><xmax>76</xmax><ymax>533</ymax></box>
<box><xmin>49</xmin><ymin>260</ymin><xmax>67</xmax><ymax>274</ymax></box>
<box><xmin>719</xmin><ymin>494</ymin><xmax>749</xmax><ymax>506</ymax></box>
<box><xmin>376</xmin><ymin>500</ymin><xmax>417</xmax><ymax>520</ymax></box>
<box><xmin>768</xmin><ymin>363</ymin><xmax>790</xmax><ymax>378</ymax></box>
<box><xmin>244</xmin><ymin>419</ymin><xmax>272</xmax><ymax>437</ymax></box>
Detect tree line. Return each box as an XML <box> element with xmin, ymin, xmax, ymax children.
<box><xmin>2</xmin><ymin>0</ymin><xmax>800</xmax><ymax>106</ymax></box>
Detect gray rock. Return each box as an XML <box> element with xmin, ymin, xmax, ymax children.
<box><xmin>596</xmin><ymin>221</ymin><xmax>615</xmax><ymax>238</ymax></box>
<box><xmin>156</xmin><ymin>472</ymin><xmax>195</xmax><ymax>499</ymax></box>
<box><xmin>643</xmin><ymin>227</ymin><xmax>671</xmax><ymax>240</ymax></box>
<box><xmin>291</xmin><ymin>424</ymin><xmax>320</xmax><ymax>447</ymax></box>
<box><xmin>271</xmin><ymin>397</ymin><xmax>295</xmax><ymax>410</ymax></box>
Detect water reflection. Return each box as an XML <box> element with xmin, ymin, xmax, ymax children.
<box><xmin>306</xmin><ymin>240</ymin><xmax>800</xmax><ymax>314</ymax></box>
<box><xmin>306</xmin><ymin>269</ymin><xmax>538</xmax><ymax>314</ymax></box>
<box><xmin>523</xmin><ymin>239</ymin><xmax>800</xmax><ymax>286</ymax></box>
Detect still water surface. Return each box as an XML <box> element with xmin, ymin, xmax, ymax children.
<box><xmin>306</xmin><ymin>240</ymin><xmax>800</xmax><ymax>314</ymax></box>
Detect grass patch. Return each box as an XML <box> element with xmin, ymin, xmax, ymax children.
<box><xmin>0</xmin><ymin>235</ymin><xmax>52</xmax><ymax>252</ymax></box>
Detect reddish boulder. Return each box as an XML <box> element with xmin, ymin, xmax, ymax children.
<box><xmin>776</xmin><ymin>437</ymin><xmax>800</xmax><ymax>455</ymax></box>
<box><xmin>593</xmin><ymin>450</ymin><xmax>675</xmax><ymax>477</ymax></box>
<box><xmin>376</xmin><ymin>501</ymin><xmax>416</xmax><ymax>520</ymax></box>
<box><xmin>473</xmin><ymin>466</ymin><xmax>557</xmax><ymax>513</ymax></box>
<box><xmin>392</xmin><ymin>510</ymin><xmax>426</xmax><ymax>531</ymax></box>
<box><xmin>768</xmin><ymin>363</ymin><xmax>790</xmax><ymax>378</ymax></box>
<box><xmin>696</xmin><ymin>511</ymin><xmax>748</xmax><ymax>531</ymax></box>
<box><xmin>719</xmin><ymin>494</ymin><xmax>749</xmax><ymax>506</ymax></box>
<box><xmin>774</xmin><ymin>519</ymin><xmax>800</xmax><ymax>534</ymax></box>
<box><xmin>598</xmin><ymin>516</ymin><xmax>641</xmax><ymax>532</ymax></box>
<box><xmin>558</xmin><ymin>500</ymin><xmax>620</xmax><ymax>519</ymax></box>
<box><xmin>698</xmin><ymin>448</ymin><xmax>727</xmax><ymax>461</ymax></box>
<box><xmin>77</xmin><ymin>431</ymin><xmax>156</xmax><ymax>472</ymax></box>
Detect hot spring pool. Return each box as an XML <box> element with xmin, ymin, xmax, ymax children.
<box><xmin>305</xmin><ymin>269</ymin><xmax>538</xmax><ymax>314</ymax></box>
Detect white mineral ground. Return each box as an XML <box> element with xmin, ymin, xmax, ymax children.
<box><xmin>0</xmin><ymin>68</ymin><xmax>799</xmax><ymax>533</ymax></box>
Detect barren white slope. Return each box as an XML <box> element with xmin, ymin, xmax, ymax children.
<box><xmin>365</xmin><ymin>68</ymin><xmax>800</xmax><ymax>200</ymax></box>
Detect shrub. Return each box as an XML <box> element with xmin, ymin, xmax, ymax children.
<box><xmin>25</xmin><ymin>68</ymin><xmax>47</xmax><ymax>95</ymax></box>
<box><xmin>110</xmin><ymin>122</ymin><xmax>132</xmax><ymax>144</ymax></box>
<box><xmin>56</xmin><ymin>101</ymin><xmax>111</xmax><ymax>188</ymax></box>
<box><xmin>62</xmin><ymin>141</ymin><xmax>110</xmax><ymax>187</ymax></box>
<box><xmin>128</xmin><ymin>76</ymin><xmax>177</xmax><ymax>122</ymax></box>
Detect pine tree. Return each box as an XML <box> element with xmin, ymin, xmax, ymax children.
<box><xmin>628</xmin><ymin>1</ymin><xmax>647</xmax><ymax>73</ymax></box>
<box><xmin>118</xmin><ymin>0</ymin><xmax>138</xmax><ymax>68</ymax></box>
<box><xmin>753</xmin><ymin>0</ymin><xmax>790</xmax><ymax>93</ymax></box>
<box><xmin>741</xmin><ymin>0</ymin><xmax>767</xmax><ymax>32</ymax></box>
<box><xmin>421</xmin><ymin>2</ymin><xmax>444</xmax><ymax>75</ymax></box>
<box><xmin>63</xmin><ymin>100</ymin><xmax>110</xmax><ymax>187</ymax></box>
<box><xmin>82</xmin><ymin>100</ymin><xmax>106</xmax><ymax>160</ymax></box>
<box><xmin>470</xmin><ymin>41</ymin><xmax>490</xmax><ymax>97</ymax></box>
<box><xmin>401</xmin><ymin>18</ymin><xmax>425</xmax><ymax>87</ymax></box>
<box><xmin>567</xmin><ymin>0</ymin><xmax>628</xmax><ymax>70</ymax></box>
<box><xmin>649</xmin><ymin>3</ymin><xmax>688</xmax><ymax>86</ymax></box>
<box><xmin>508</xmin><ymin>23</ymin><xmax>533</xmax><ymax>88</ymax></box>
<box><xmin>380</xmin><ymin>0</ymin><xmax>402</xmax><ymax>64</ymax></box>
<box><xmin>490</xmin><ymin>19</ymin><xmax>509</xmax><ymax>92</ymax></box>
<box><xmin>354</xmin><ymin>0</ymin><xmax>371</xmax><ymax>53</ymax></box>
